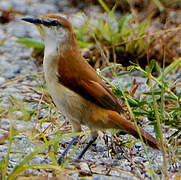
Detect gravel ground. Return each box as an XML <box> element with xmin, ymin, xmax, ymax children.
<box><xmin>0</xmin><ymin>0</ymin><xmax>180</xmax><ymax>180</ymax></box>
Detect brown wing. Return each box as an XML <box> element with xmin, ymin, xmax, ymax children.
<box><xmin>57</xmin><ymin>48</ymin><xmax>122</xmax><ymax>113</ymax></box>
<box><xmin>80</xmin><ymin>80</ymin><xmax>122</xmax><ymax>112</ymax></box>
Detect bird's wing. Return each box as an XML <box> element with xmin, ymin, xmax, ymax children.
<box><xmin>80</xmin><ymin>79</ymin><xmax>121</xmax><ymax>112</ymax></box>
<box><xmin>57</xmin><ymin>49</ymin><xmax>122</xmax><ymax>112</ymax></box>
<box><xmin>57</xmin><ymin>70</ymin><xmax>122</xmax><ymax>112</ymax></box>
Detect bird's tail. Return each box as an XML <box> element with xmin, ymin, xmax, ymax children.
<box><xmin>108</xmin><ymin>112</ymin><xmax>160</xmax><ymax>149</ymax></box>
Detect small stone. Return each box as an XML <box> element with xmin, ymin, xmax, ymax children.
<box><xmin>0</xmin><ymin>77</ymin><xmax>5</xmax><ymax>84</ymax></box>
<box><xmin>13</xmin><ymin>66</ymin><xmax>22</xmax><ymax>74</ymax></box>
<box><xmin>79</xmin><ymin>162</ymin><xmax>90</xmax><ymax>171</ymax></box>
<box><xmin>13</xmin><ymin>111</ymin><xmax>24</xmax><ymax>119</ymax></box>
<box><xmin>6</xmin><ymin>74</ymin><xmax>15</xmax><ymax>79</ymax></box>
<box><xmin>110</xmin><ymin>160</ymin><xmax>119</xmax><ymax>166</ymax></box>
<box><xmin>135</xmin><ymin>143</ymin><xmax>142</xmax><ymax>149</ymax></box>
<box><xmin>116</xmin><ymin>154</ymin><xmax>125</xmax><ymax>160</ymax></box>
<box><xmin>0</xmin><ymin>146</ymin><xmax>8</xmax><ymax>153</ymax></box>
<box><xmin>145</xmin><ymin>172</ymin><xmax>153</xmax><ymax>179</ymax></box>
<box><xmin>0</xmin><ymin>119</ymin><xmax>10</xmax><ymax>129</ymax></box>
<box><xmin>133</xmin><ymin>157</ymin><xmax>144</xmax><ymax>163</ymax></box>
<box><xmin>96</xmin><ymin>145</ymin><xmax>106</xmax><ymax>152</ymax></box>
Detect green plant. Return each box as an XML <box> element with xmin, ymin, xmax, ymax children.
<box><xmin>2</xmin><ymin>124</ymin><xmax>82</xmax><ymax>180</ymax></box>
<box><xmin>98</xmin><ymin>57</ymin><xmax>181</xmax><ymax>178</ymax></box>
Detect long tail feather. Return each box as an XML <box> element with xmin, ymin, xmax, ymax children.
<box><xmin>108</xmin><ymin>112</ymin><xmax>160</xmax><ymax>149</ymax></box>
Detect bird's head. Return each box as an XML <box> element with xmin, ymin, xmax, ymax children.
<box><xmin>22</xmin><ymin>14</ymin><xmax>76</xmax><ymax>52</ymax></box>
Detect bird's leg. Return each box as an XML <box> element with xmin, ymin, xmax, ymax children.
<box><xmin>76</xmin><ymin>132</ymin><xmax>98</xmax><ymax>160</ymax></box>
<box><xmin>58</xmin><ymin>135</ymin><xmax>79</xmax><ymax>164</ymax></box>
<box><xmin>58</xmin><ymin>120</ymin><xmax>81</xmax><ymax>165</ymax></box>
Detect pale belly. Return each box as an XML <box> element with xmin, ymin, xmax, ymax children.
<box><xmin>47</xmin><ymin>80</ymin><xmax>91</xmax><ymax>124</ymax></box>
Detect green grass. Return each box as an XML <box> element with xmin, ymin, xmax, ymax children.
<box><xmin>7</xmin><ymin>132</ymin><xmax>82</xmax><ymax>180</ymax></box>
<box><xmin>0</xmin><ymin>104</ymin><xmax>83</xmax><ymax>180</ymax></box>
<box><xmin>101</xmin><ymin>58</ymin><xmax>180</xmax><ymax>179</ymax></box>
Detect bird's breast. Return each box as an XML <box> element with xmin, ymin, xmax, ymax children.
<box><xmin>43</xmin><ymin>61</ymin><xmax>89</xmax><ymax>124</ymax></box>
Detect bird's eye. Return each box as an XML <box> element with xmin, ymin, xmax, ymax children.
<box><xmin>41</xmin><ymin>19</ymin><xmax>62</xmax><ymax>27</ymax></box>
<box><xmin>42</xmin><ymin>20</ymin><xmax>52</xmax><ymax>26</ymax></box>
<box><xmin>51</xmin><ymin>20</ymin><xmax>59</xmax><ymax>26</ymax></box>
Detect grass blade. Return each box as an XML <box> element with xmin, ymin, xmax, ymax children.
<box><xmin>8</xmin><ymin>132</ymin><xmax>82</xmax><ymax>180</ymax></box>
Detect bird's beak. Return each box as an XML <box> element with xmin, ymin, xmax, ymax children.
<box><xmin>22</xmin><ymin>17</ymin><xmax>46</xmax><ymax>37</ymax></box>
<box><xmin>21</xmin><ymin>17</ymin><xmax>42</xmax><ymax>25</ymax></box>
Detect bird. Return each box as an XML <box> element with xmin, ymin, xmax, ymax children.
<box><xmin>22</xmin><ymin>14</ymin><xmax>160</xmax><ymax>164</ymax></box>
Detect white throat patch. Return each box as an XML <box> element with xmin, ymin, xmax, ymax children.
<box><xmin>43</xmin><ymin>26</ymin><xmax>69</xmax><ymax>57</ymax></box>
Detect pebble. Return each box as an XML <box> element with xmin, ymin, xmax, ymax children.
<box><xmin>0</xmin><ymin>77</ymin><xmax>5</xmax><ymax>84</ymax></box>
<box><xmin>5</xmin><ymin>74</ymin><xmax>16</xmax><ymax>79</ymax></box>
<box><xmin>0</xmin><ymin>119</ymin><xmax>10</xmax><ymax>129</ymax></box>
<box><xmin>13</xmin><ymin>111</ymin><xmax>24</xmax><ymax>120</ymax></box>
<box><xmin>13</xmin><ymin>66</ymin><xmax>22</xmax><ymax>74</ymax></box>
<box><xmin>116</xmin><ymin>154</ymin><xmax>126</xmax><ymax>160</ymax></box>
<box><xmin>79</xmin><ymin>162</ymin><xmax>90</xmax><ymax>171</ymax></box>
<box><xmin>96</xmin><ymin>145</ymin><xmax>107</xmax><ymax>152</ymax></box>
<box><xmin>135</xmin><ymin>143</ymin><xmax>142</xmax><ymax>149</ymax></box>
<box><xmin>173</xmin><ymin>71</ymin><xmax>181</xmax><ymax>81</ymax></box>
<box><xmin>133</xmin><ymin>157</ymin><xmax>145</xmax><ymax>164</ymax></box>
<box><xmin>0</xmin><ymin>146</ymin><xmax>8</xmax><ymax>153</ymax></box>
